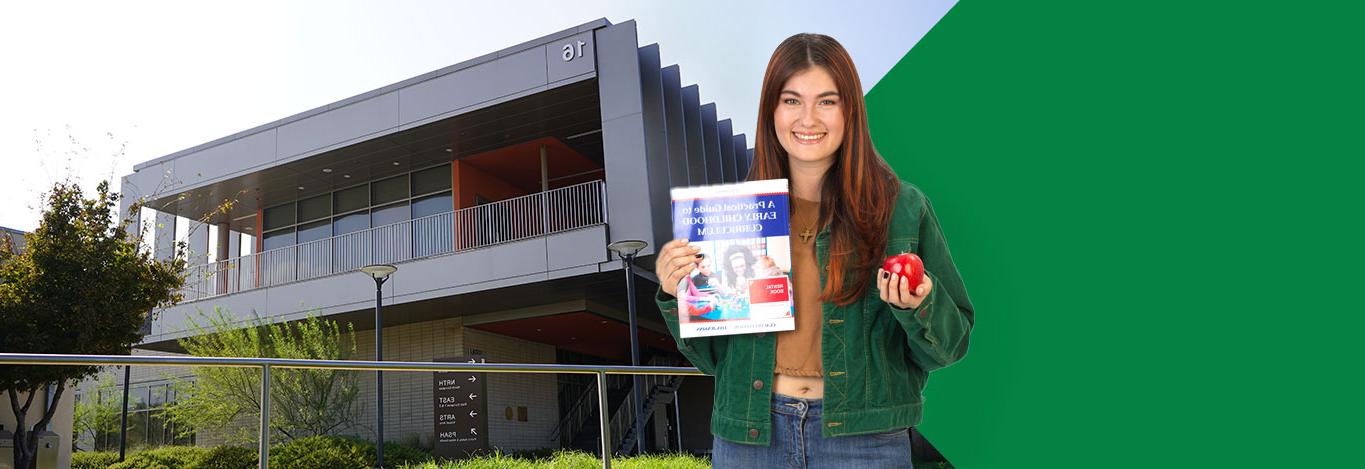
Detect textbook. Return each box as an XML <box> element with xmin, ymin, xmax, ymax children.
<box><xmin>672</xmin><ymin>179</ymin><xmax>795</xmax><ymax>338</ymax></box>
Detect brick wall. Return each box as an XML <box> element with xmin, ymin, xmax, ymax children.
<box><xmin>463</xmin><ymin>327</ymin><xmax>559</xmax><ymax>452</ymax></box>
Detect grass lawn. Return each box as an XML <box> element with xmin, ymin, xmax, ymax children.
<box><xmin>400</xmin><ymin>450</ymin><xmax>710</xmax><ymax>468</ymax></box>
<box><xmin>400</xmin><ymin>449</ymin><xmax>950</xmax><ymax>468</ymax></box>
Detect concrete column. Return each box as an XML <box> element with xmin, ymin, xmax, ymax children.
<box><xmin>215</xmin><ymin>222</ymin><xmax>230</xmax><ymax>261</ymax></box>
<box><xmin>540</xmin><ymin>144</ymin><xmax>549</xmax><ymax>192</ymax></box>
<box><xmin>215</xmin><ymin>223</ymin><xmax>232</xmax><ymax>294</ymax></box>
<box><xmin>153</xmin><ymin>211</ymin><xmax>175</xmax><ymax>261</ymax></box>
<box><xmin>186</xmin><ymin>221</ymin><xmax>209</xmax><ymax>266</ymax></box>
<box><xmin>228</xmin><ymin>229</ymin><xmax>242</xmax><ymax>259</ymax></box>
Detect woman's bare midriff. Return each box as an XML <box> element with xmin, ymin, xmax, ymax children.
<box><xmin>773</xmin><ymin>373</ymin><xmax>824</xmax><ymax>399</ymax></box>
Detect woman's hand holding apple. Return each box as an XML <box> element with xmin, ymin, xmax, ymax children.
<box><xmin>877</xmin><ymin>253</ymin><xmax>933</xmax><ymax>310</ymax></box>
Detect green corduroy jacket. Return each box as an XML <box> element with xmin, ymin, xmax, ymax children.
<box><xmin>655</xmin><ymin>181</ymin><xmax>975</xmax><ymax>445</ymax></box>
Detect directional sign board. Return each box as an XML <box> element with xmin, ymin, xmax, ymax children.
<box><xmin>433</xmin><ymin>356</ymin><xmax>488</xmax><ymax>459</ymax></box>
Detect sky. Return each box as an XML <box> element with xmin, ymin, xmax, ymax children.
<box><xmin>0</xmin><ymin>0</ymin><xmax>954</xmax><ymax>232</ymax></box>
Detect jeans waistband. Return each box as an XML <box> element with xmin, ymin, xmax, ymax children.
<box><xmin>772</xmin><ymin>393</ymin><xmax>822</xmax><ymax>417</ymax></box>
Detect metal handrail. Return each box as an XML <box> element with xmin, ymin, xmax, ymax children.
<box><xmin>608</xmin><ymin>373</ymin><xmax>671</xmax><ymax>454</ymax></box>
<box><xmin>0</xmin><ymin>353</ymin><xmax>702</xmax><ymax>469</ymax></box>
<box><xmin>548</xmin><ymin>379</ymin><xmax>600</xmax><ymax>445</ymax></box>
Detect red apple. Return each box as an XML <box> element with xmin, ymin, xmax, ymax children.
<box><xmin>882</xmin><ymin>253</ymin><xmax>925</xmax><ymax>290</ymax></box>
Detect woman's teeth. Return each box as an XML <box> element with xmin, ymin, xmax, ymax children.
<box><xmin>793</xmin><ymin>132</ymin><xmax>826</xmax><ymax>143</ymax></box>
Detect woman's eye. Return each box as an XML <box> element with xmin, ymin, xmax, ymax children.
<box><xmin>784</xmin><ymin>98</ymin><xmax>800</xmax><ymax>105</ymax></box>
<box><xmin>820</xmin><ymin>99</ymin><xmax>838</xmax><ymax>106</ymax></box>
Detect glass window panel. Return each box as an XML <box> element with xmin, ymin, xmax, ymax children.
<box><xmin>149</xmin><ymin>385</ymin><xmax>166</xmax><ymax>407</ymax></box>
<box><xmin>333</xmin><ymin>212</ymin><xmax>369</xmax><ymax>235</ymax></box>
<box><xmin>371</xmin><ymin>202</ymin><xmax>409</xmax><ymax>227</ymax></box>
<box><xmin>263</xmin><ymin>203</ymin><xmax>295</xmax><ymax>231</ymax></box>
<box><xmin>412</xmin><ymin>192</ymin><xmax>453</xmax><ymax>219</ymax></box>
<box><xmin>129</xmin><ymin>411</ymin><xmax>148</xmax><ymax>448</ymax></box>
<box><xmin>372</xmin><ymin>175</ymin><xmax>409</xmax><ymax>205</ymax></box>
<box><xmin>334</xmin><ymin>184</ymin><xmax>368</xmax><ymax>214</ymax></box>
<box><xmin>298</xmin><ymin>194</ymin><xmax>330</xmax><ymax>223</ymax></box>
<box><xmin>412</xmin><ymin>164</ymin><xmax>452</xmax><ymax>195</ymax></box>
<box><xmin>297</xmin><ymin>220</ymin><xmax>331</xmax><ymax>244</ymax></box>
<box><xmin>149</xmin><ymin>413</ymin><xmax>165</xmax><ymax>446</ymax></box>
<box><xmin>263</xmin><ymin>229</ymin><xmax>296</xmax><ymax>251</ymax></box>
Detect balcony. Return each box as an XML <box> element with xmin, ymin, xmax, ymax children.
<box><xmin>179</xmin><ymin>180</ymin><xmax>606</xmax><ymax>302</ymax></box>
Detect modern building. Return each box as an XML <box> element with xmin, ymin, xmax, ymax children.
<box><xmin>102</xmin><ymin>18</ymin><xmax>751</xmax><ymax>456</ymax></box>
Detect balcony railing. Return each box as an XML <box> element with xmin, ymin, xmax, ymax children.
<box><xmin>180</xmin><ymin>180</ymin><xmax>606</xmax><ymax>302</ymax></box>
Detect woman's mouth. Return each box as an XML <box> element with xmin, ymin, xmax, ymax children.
<box><xmin>792</xmin><ymin>131</ymin><xmax>827</xmax><ymax>145</ymax></box>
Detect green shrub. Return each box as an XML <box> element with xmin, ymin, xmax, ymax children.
<box><xmin>270</xmin><ymin>435</ymin><xmax>432</xmax><ymax>469</ymax></box>
<box><xmin>107</xmin><ymin>446</ymin><xmax>209</xmax><ymax>469</ymax></box>
<box><xmin>72</xmin><ymin>451</ymin><xmax>120</xmax><ymax>469</ymax></box>
<box><xmin>189</xmin><ymin>445</ymin><xmax>258</xmax><ymax>469</ymax></box>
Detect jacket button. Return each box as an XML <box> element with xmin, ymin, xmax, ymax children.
<box><xmin>752</xmin><ymin>380</ymin><xmax>764</xmax><ymax>390</ymax></box>
<box><xmin>748</xmin><ymin>428</ymin><xmax>759</xmax><ymax>439</ymax></box>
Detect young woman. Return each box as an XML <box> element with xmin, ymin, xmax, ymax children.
<box><xmin>654</xmin><ymin>33</ymin><xmax>975</xmax><ymax>468</ymax></box>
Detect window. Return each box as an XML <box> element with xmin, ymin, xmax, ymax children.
<box><xmin>413</xmin><ymin>164</ymin><xmax>452</xmax><ymax>194</ymax></box>
<box><xmin>298</xmin><ymin>194</ymin><xmax>330</xmax><ymax>223</ymax></box>
<box><xmin>252</xmin><ymin>163</ymin><xmax>455</xmax><ymax>260</ymax></box>
<box><xmin>333</xmin><ymin>212</ymin><xmax>369</xmax><ymax>235</ymax></box>
<box><xmin>88</xmin><ymin>381</ymin><xmax>192</xmax><ymax>452</ymax></box>
<box><xmin>372</xmin><ymin>202</ymin><xmax>409</xmax><ymax>227</ymax></box>
<box><xmin>297</xmin><ymin>220</ymin><xmax>331</xmax><ymax>244</ymax></box>
<box><xmin>333</xmin><ymin>184</ymin><xmax>368</xmax><ymax>215</ymax></box>
<box><xmin>412</xmin><ymin>192</ymin><xmax>453</xmax><ymax>219</ymax></box>
<box><xmin>372</xmin><ymin>175</ymin><xmax>408</xmax><ymax>205</ymax></box>
<box><xmin>262</xmin><ymin>229</ymin><xmax>296</xmax><ymax>251</ymax></box>
<box><xmin>263</xmin><ymin>203</ymin><xmax>295</xmax><ymax>231</ymax></box>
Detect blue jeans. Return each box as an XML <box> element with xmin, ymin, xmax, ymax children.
<box><xmin>712</xmin><ymin>393</ymin><xmax>914</xmax><ymax>468</ymax></box>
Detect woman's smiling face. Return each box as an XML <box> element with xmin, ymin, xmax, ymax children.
<box><xmin>774</xmin><ymin>66</ymin><xmax>844</xmax><ymax>167</ymax></box>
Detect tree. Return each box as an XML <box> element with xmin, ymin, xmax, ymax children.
<box><xmin>163</xmin><ymin>309</ymin><xmax>360</xmax><ymax>444</ymax></box>
<box><xmin>71</xmin><ymin>375</ymin><xmax>121</xmax><ymax>450</ymax></box>
<box><xmin>0</xmin><ymin>181</ymin><xmax>185</xmax><ymax>469</ymax></box>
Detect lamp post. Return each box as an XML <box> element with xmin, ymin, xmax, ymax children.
<box><xmin>360</xmin><ymin>263</ymin><xmax>397</xmax><ymax>469</ymax></box>
<box><xmin>607</xmin><ymin>239</ymin><xmax>647</xmax><ymax>455</ymax></box>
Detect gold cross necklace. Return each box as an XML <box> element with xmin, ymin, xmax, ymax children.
<box><xmin>796</xmin><ymin>199</ymin><xmax>819</xmax><ymax>244</ymax></box>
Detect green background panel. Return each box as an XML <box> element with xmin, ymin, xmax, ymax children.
<box><xmin>865</xmin><ymin>1</ymin><xmax>1362</xmax><ymax>466</ymax></box>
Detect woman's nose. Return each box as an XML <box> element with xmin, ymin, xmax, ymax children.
<box><xmin>799</xmin><ymin>106</ymin><xmax>819</xmax><ymax>127</ymax></box>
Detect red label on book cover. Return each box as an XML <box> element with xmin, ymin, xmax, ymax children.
<box><xmin>748</xmin><ymin>277</ymin><xmax>790</xmax><ymax>304</ymax></box>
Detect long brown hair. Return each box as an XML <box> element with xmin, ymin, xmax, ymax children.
<box><xmin>747</xmin><ymin>33</ymin><xmax>900</xmax><ymax>305</ymax></box>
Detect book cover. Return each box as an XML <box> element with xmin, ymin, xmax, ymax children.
<box><xmin>671</xmin><ymin>179</ymin><xmax>795</xmax><ymax>338</ymax></box>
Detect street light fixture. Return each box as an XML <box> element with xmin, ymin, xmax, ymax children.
<box><xmin>606</xmin><ymin>239</ymin><xmax>647</xmax><ymax>455</ymax></box>
<box><xmin>360</xmin><ymin>263</ymin><xmax>397</xmax><ymax>468</ymax></box>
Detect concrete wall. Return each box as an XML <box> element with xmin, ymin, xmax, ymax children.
<box><xmin>349</xmin><ymin>317</ymin><xmax>559</xmax><ymax>452</ymax></box>
<box><xmin>452</xmin><ymin>161</ymin><xmax>527</xmax><ymax>209</ymax></box>
<box><xmin>2</xmin><ymin>385</ymin><xmax>75</xmax><ymax>468</ymax></box>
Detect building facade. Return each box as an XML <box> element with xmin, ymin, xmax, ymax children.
<box><xmin>99</xmin><ymin>18</ymin><xmax>751</xmax><ymax>456</ymax></box>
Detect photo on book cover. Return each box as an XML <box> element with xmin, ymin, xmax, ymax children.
<box><xmin>672</xmin><ymin>179</ymin><xmax>795</xmax><ymax>338</ymax></box>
